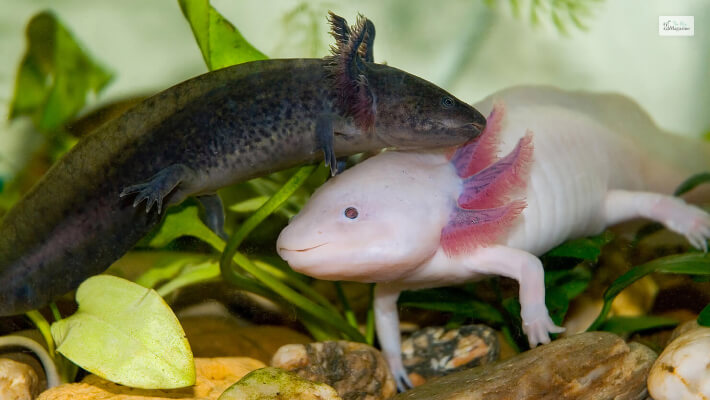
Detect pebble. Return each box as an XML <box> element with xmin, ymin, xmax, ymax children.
<box><xmin>37</xmin><ymin>357</ymin><xmax>265</xmax><ymax>400</ymax></box>
<box><xmin>647</xmin><ymin>321</ymin><xmax>710</xmax><ymax>400</ymax></box>
<box><xmin>271</xmin><ymin>341</ymin><xmax>396</xmax><ymax>400</ymax></box>
<box><xmin>401</xmin><ymin>324</ymin><xmax>499</xmax><ymax>386</ymax></box>
<box><xmin>218</xmin><ymin>367</ymin><xmax>341</xmax><ymax>400</ymax></box>
<box><xmin>392</xmin><ymin>332</ymin><xmax>656</xmax><ymax>400</ymax></box>
<box><xmin>0</xmin><ymin>358</ymin><xmax>41</xmax><ymax>400</ymax></box>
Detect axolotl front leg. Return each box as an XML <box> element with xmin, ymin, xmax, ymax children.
<box><xmin>375</xmin><ymin>245</ymin><xmax>565</xmax><ymax>391</ymax></box>
<box><xmin>119</xmin><ymin>163</ymin><xmax>230</xmax><ymax>239</ymax></box>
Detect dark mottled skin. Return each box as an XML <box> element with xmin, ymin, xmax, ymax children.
<box><xmin>0</xmin><ymin>58</ymin><xmax>485</xmax><ymax>315</ymax></box>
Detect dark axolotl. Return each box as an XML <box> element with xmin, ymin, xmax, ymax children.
<box><xmin>0</xmin><ymin>13</ymin><xmax>486</xmax><ymax>316</ymax></box>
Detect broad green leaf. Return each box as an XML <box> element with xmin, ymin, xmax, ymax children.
<box><xmin>10</xmin><ymin>11</ymin><xmax>112</xmax><ymax>132</ymax></box>
<box><xmin>544</xmin><ymin>265</ymin><xmax>591</xmax><ymax>324</ymax></box>
<box><xmin>674</xmin><ymin>172</ymin><xmax>710</xmax><ymax>196</ymax></box>
<box><xmin>544</xmin><ymin>265</ymin><xmax>592</xmax><ymax>299</ymax></box>
<box><xmin>178</xmin><ymin>0</ymin><xmax>267</xmax><ymax>70</ymax></box>
<box><xmin>599</xmin><ymin>316</ymin><xmax>678</xmax><ymax>335</ymax></box>
<box><xmin>589</xmin><ymin>252</ymin><xmax>710</xmax><ymax>331</ymax></box>
<box><xmin>544</xmin><ymin>288</ymin><xmax>570</xmax><ymax>326</ymax></box>
<box><xmin>148</xmin><ymin>204</ymin><xmax>224</xmax><ymax>251</ymax></box>
<box><xmin>544</xmin><ymin>231</ymin><xmax>614</xmax><ymax>261</ymax></box>
<box><xmin>50</xmin><ymin>276</ymin><xmax>194</xmax><ymax>389</ymax></box>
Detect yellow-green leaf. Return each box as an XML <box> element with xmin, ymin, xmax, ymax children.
<box><xmin>178</xmin><ymin>0</ymin><xmax>267</xmax><ymax>70</ymax></box>
<box><xmin>10</xmin><ymin>11</ymin><xmax>112</xmax><ymax>132</ymax></box>
<box><xmin>50</xmin><ymin>276</ymin><xmax>195</xmax><ymax>389</ymax></box>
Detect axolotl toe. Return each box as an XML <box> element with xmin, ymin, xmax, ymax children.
<box><xmin>277</xmin><ymin>86</ymin><xmax>710</xmax><ymax>390</ymax></box>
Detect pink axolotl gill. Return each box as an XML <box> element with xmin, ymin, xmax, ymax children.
<box><xmin>276</xmin><ymin>86</ymin><xmax>710</xmax><ymax>390</ymax></box>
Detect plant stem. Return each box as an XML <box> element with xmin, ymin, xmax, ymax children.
<box><xmin>25</xmin><ymin>310</ymin><xmax>55</xmax><ymax>357</ymax></box>
<box><xmin>365</xmin><ymin>284</ymin><xmax>375</xmax><ymax>346</ymax></box>
<box><xmin>49</xmin><ymin>302</ymin><xmax>62</xmax><ymax>321</ymax></box>
<box><xmin>231</xmin><ymin>252</ymin><xmax>366</xmax><ymax>342</ymax></box>
<box><xmin>335</xmin><ymin>282</ymin><xmax>359</xmax><ymax>330</ymax></box>
<box><xmin>220</xmin><ymin>164</ymin><xmax>317</xmax><ymax>264</ymax></box>
<box><xmin>219</xmin><ymin>164</ymin><xmax>365</xmax><ymax>341</ymax></box>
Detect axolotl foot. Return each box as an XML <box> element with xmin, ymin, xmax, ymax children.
<box><xmin>522</xmin><ymin>303</ymin><xmax>566</xmax><ymax>347</ymax></box>
<box><xmin>120</xmin><ymin>164</ymin><xmax>194</xmax><ymax>214</ymax></box>
<box><xmin>604</xmin><ymin>191</ymin><xmax>710</xmax><ymax>253</ymax></box>
<box><xmin>392</xmin><ymin>367</ymin><xmax>413</xmax><ymax>393</ymax></box>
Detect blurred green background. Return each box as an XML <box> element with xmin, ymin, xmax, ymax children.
<box><xmin>1</xmin><ymin>0</ymin><xmax>708</xmax><ymax>181</ymax></box>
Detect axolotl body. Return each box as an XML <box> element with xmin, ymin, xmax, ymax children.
<box><xmin>277</xmin><ymin>86</ymin><xmax>710</xmax><ymax>389</ymax></box>
<box><xmin>0</xmin><ymin>14</ymin><xmax>487</xmax><ymax>316</ymax></box>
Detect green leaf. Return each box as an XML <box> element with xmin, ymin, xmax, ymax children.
<box><xmin>589</xmin><ymin>253</ymin><xmax>710</xmax><ymax>331</ymax></box>
<box><xmin>229</xmin><ymin>196</ymin><xmax>269</xmax><ymax>213</ymax></box>
<box><xmin>156</xmin><ymin>259</ymin><xmax>221</xmax><ymax>297</ymax></box>
<box><xmin>134</xmin><ymin>253</ymin><xmax>211</xmax><ymax>288</ymax></box>
<box><xmin>50</xmin><ymin>276</ymin><xmax>195</xmax><ymax>389</ymax></box>
<box><xmin>599</xmin><ymin>316</ymin><xmax>678</xmax><ymax>335</ymax></box>
<box><xmin>544</xmin><ymin>265</ymin><xmax>592</xmax><ymax>299</ymax></box>
<box><xmin>698</xmin><ymin>303</ymin><xmax>710</xmax><ymax>326</ymax></box>
<box><xmin>178</xmin><ymin>0</ymin><xmax>267</xmax><ymax>70</ymax></box>
<box><xmin>674</xmin><ymin>172</ymin><xmax>710</xmax><ymax>196</ymax></box>
<box><xmin>543</xmin><ymin>231</ymin><xmax>614</xmax><ymax>261</ymax></box>
<box><xmin>147</xmin><ymin>204</ymin><xmax>224</xmax><ymax>251</ymax></box>
<box><xmin>399</xmin><ymin>288</ymin><xmax>505</xmax><ymax>325</ymax></box>
<box><xmin>544</xmin><ymin>265</ymin><xmax>592</xmax><ymax>324</ymax></box>
<box><xmin>10</xmin><ymin>11</ymin><xmax>112</xmax><ymax>132</ymax></box>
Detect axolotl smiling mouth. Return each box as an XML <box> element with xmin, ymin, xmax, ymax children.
<box><xmin>278</xmin><ymin>243</ymin><xmax>329</xmax><ymax>253</ymax></box>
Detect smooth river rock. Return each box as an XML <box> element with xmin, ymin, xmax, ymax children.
<box><xmin>218</xmin><ymin>367</ymin><xmax>342</xmax><ymax>400</ymax></box>
<box><xmin>0</xmin><ymin>358</ymin><xmax>41</xmax><ymax>400</ymax></box>
<box><xmin>37</xmin><ymin>357</ymin><xmax>265</xmax><ymax>400</ymax></box>
<box><xmin>393</xmin><ymin>332</ymin><xmax>656</xmax><ymax>400</ymax></box>
<box><xmin>271</xmin><ymin>341</ymin><xmax>396</xmax><ymax>400</ymax></box>
<box><xmin>647</xmin><ymin>321</ymin><xmax>710</xmax><ymax>400</ymax></box>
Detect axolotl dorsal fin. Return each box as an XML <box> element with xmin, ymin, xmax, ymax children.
<box><xmin>441</xmin><ymin>102</ymin><xmax>534</xmax><ymax>255</ymax></box>
<box><xmin>325</xmin><ymin>13</ymin><xmax>376</xmax><ymax>131</ymax></box>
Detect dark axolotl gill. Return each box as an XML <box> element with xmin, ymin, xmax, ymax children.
<box><xmin>0</xmin><ymin>13</ymin><xmax>486</xmax><ymax>316</ymax></box>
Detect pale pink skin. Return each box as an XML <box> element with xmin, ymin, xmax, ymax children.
<box><xmin>277</xmin><ymin>86</ymin><xmax>710</xmax><ymax>390</ymax></box>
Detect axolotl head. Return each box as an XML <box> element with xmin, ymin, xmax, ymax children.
<box><xmin>326</xmin><ymin>13</ymin><xmax>486</xmax><ymax>150</ymax></box>
<box><xmin>367</xmin><ymin>63</ymin><xmax>487</xmax><ymax>149</ymax></box>
<box><xmin>277</xmin><ymin>151</ymin><xmax>458</xmax><ymax>282</ymax></box>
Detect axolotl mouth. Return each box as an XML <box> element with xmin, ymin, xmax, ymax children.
<box><xmin>278</xmin><ymin>242</ymin><xmax>329</xmax><ymax>253</ymax></box>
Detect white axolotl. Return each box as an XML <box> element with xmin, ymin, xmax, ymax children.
<box><xmin>276</xmin><ymin>86</ymin><xmax>710</xmax><ymax>389</ymax></box>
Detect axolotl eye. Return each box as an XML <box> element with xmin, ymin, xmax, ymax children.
<box><xmin>441</xmin><ymin>96</ymin><xmax>455</xmax><ymax>109</ymax></box>
<box><xmin>344</xmin><ymin>207</ymin><xmax>359</xmax><ymax>219</ymax></box>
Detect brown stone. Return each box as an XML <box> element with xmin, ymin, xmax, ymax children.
<box><xmin>180</xmin><ymin>316</ymin><xmax>311</xmax><ymax>363</ymax></box>
<box><xmin>37</xmin><ymin>357</ymin><xmax>265</xmax><ymax>400</ymax></box>
<box><xmin>0</xmin><ymin>358</ymin><xmax>41</xmax><ymax>400</ymax></box>
<box><xmin>392</xmin><ymin>332</ymin><xmax>656</xmax><ymax>400</ymax></box>
<box><xmin>218</xmin><ymin>367</ymin><xmax>342</xmax><ymax>399</ymax></box>
<box><xmin>271</xmin><ymin>341</ymin><xmax>396</xmax><ymax>400</ymax></box>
